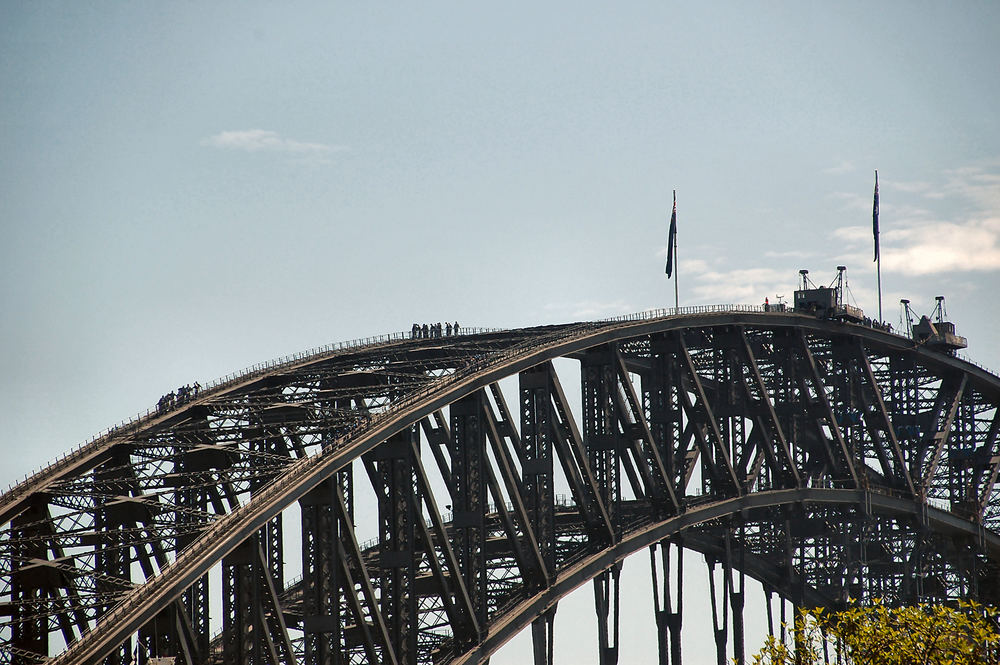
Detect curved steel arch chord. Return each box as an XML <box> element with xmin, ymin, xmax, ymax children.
<box><xmin>2</xmin><ymin>312</ymin><xmax>999</xmax><ymax>665</ymax></box>
<box><xmin>452</xmin><ymin>488</ymin><xmax>1000</xmax><ymax>665</ymax></box>
<box><xmin>276</xmin><ymin>491</ymin><xmax>997</xmax><ymax>664</ymax></box>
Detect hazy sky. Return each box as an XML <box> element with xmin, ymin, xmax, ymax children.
<box><xmin>2</xmin><ymin>2</ymin><xmax>999</xmax><ymax>663</ymax></box>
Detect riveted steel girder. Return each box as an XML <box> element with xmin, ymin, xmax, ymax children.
<box><xmin>2</xmin><ymin>312</ymin><xmax>999</xmax><ymax>665</ymax></box>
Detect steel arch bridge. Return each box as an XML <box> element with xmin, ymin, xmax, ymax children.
<box><xmin>3</xmin><ymin>307</ymin><xmax>1000</xmax><ymax>665</ymax></box>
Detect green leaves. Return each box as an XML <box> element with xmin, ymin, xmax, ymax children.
<box><xmin>750</xmin><ymin>600</ymin><xmax>1000</xmax><ymax>665</ymax></box>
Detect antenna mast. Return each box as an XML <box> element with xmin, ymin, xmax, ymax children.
<box><xmin>934</xmin><ymin>295</ymin><xmax>946</xmax><ymax>323</ymax></box>
<box><xmin>836</xmin><ymin>265</ymin><xmax>847</xmax><ymax>308</ymax></box>
<box><xmin>901</xmin><ymin>299</ymin><xmax>914</xmax><ymax>338</ymax></box>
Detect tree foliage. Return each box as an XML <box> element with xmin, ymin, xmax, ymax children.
<box><xmin>750</xmin><ymin>601</ymin><xmax>1000</xmax><ymax>665</ymax></box>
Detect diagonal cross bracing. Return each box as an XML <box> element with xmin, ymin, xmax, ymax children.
<box><xmin>2</xmin><ymin>313</ymin><xmax>999</xmax><ymax>665</ymax></box>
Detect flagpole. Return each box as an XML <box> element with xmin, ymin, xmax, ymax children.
<box><xmin>873</xmin><ymin>170</ymin><xmax>882</xmax><ymax>322</ymax></box>
<box><xmin>877</xmin><ymin>252</ymin><xmax>882</xmax><ymax>322</ymax></box>
<box><xmin>673</xmin><ymin>190</ymin><xmax>679</xmax><ymax>310</ymax></box>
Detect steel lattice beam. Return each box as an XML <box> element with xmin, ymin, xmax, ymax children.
<box><xmin>1</xmin><ymin>312</ymin><xmax>999</xmax><ymax>665</ymax></box>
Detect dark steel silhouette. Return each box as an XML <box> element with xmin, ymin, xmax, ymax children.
<box><xmin>2</xmin><ymin>307</ymin><xmax>999</xmax><ymax>665</ymax></box>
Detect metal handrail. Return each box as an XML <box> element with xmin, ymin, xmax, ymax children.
<box><xmin>1</xmin><ymin>327</ymin><xmax>504</xmax><ymax>499</ymax></box>
<box><xmin>37</xmin><ymin>307</ymin><xmax>1000</xmax><ymax>663</ymax></box>
<box><xmin>600</xmin><ymin>304</ymin><xmax>1000</xmax><ymax>378</ymax></box>
<box><xmin>44</xmin><ymin>320</ymin><xmax>625</xmax><ymax>663</ymax></box>
<box><xmin>7</xmin><ymin>305</ymin><xmax>999</xmax><ymax>505</ymax></box>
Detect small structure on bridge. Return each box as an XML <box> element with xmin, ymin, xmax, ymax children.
<box><xmin>904</xmin><ymin>295</ymin><xmax>968</xmax><ymax>353</ymax></box>
<box><xmin>793</xmin><ymin>266</ymin><xmax>864</xmax><ymax>322</ymax></box>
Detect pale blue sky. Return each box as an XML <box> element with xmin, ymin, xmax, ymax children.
<box><xmin>2</xmin><ymin>2</ymin><xmax>999</xmax><ymax>662</ymax></box>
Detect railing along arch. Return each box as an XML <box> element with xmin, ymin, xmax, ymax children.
<box><xmin>2</xmin><ymin>309</ymin><xmax>999</xmax><ymax>665</ymax></box>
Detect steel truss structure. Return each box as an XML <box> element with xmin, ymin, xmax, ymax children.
<box><xmin>2</xmin><ymin>309</ymin><xmax>1000</xmax><ymax>665</ymax></box>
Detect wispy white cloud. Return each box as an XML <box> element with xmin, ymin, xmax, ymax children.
<box><xmin>676</xmin><ymin>162</ymin><xmax>1000</xmax><ymax>310</ymax></box>
<box><xmin>827</xmin><ymin>162</ymin><xmax>1000</xmax><ymax>276</ymax></box>
<box><xmin>881</xmin><ymin>218</ymin><xmax>1000</xmax><ymax>275</ymax></box>
<box><xmin>545</xmin><ymin>300</ymin><xmax>635</xmax><ymax>319</ymax></box>
<box><xmin>889</xmin><ymin>180</ymin><xmax>935</xmax><ymax>195</ymax></box>
<box><xmin>764</xmin><ymin>249</ymin><xmax>814</xmax><ymax>260</ymax></box>
<box><xmin>831</xmin><ymin>226</ymin><xmax>869</xmax><ymax>244</ymax></box>
<box><xmin>835</xmin><ymin>219</ymin><xmax>1000</xmax><ymax>275</ymax></box>
<box><xmin>830</xmin><ymin>189</ymin><xmax>932</xmax><ymax>220</ymax></box>
<box><xmin>824</xmin><ymin>160</ymin><xmax>855</xmax><ymax>175</ymax></box>
<box><xmin>681</xmin><ymin>258</ymin><xmax>711</xmax><ymax>274</ymax></box>
<box><xmin>943</xmin><ymin>164</ymin><xmax>1000</xmax><ymax>210</ymax></box>
<box><xmin>685</xmin><ymin>264</ymin><xmax>792</xmax><ymax>304</ymax></box>
<box><xmin>201</xmin><ymin>129</ymin><xmax>346</xmax><ymax>163</ymax></box>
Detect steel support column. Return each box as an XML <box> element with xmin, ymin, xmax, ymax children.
<box><xmin>593</xmin><ymin>563</ymin><xmax>621</xmax><ymax>665</ymax></box>
<box><xmin>376</xmin><ymin>426</ymin><xmax>420</xmax><ymax>664</ymax></box>
<box><xmin>520</xmin><ymin>365</ymin><xmax>558</xmax><ymax>580</ymax></box>
<box><xmin>222</xmin><ymin>536</ymin><xmax>262</xmax><ymax>665</ymax></box>
<box><xmin>10</xmin><ymin>498</ymin><xmax>50</xmax><ymax>664</ymax></box>
<box><xmin>175</xmin><ymin>428</ymin><xmax>223</xmax><ymax>661</ymax></box>
<box><xmin>582</xmin><ymin>348</ymin><xmax>623</xmax><ymax>536</ymax></box>
<box><xmin>650</xmin><ymin>538</ymin><xmax>683</xmax><ymax>665</ymax></box>
<box><xmin>706</xmin><ymin>555</ymin><xmax>729</xmax><ymax>665</ymax></box>
<box><xmin>530</xmin><ymin>607</ymin><xmax>556</xmax><ymax>665</ymax></box>
<box><xmin>450</xmin><ymin>391</ymin><xmax>489</xmax><ymax>637</ymax></box>
<box><xmin>299</xmin><ymin>477</ymin><xmax>343</xmax><ymax>665</ymax></box>
<box><xmin>646</xmin><ymin>335</ymin><xmax>687</xmax><ymax>495</ymax></box>
<box><xmin>94</xmin><ymin>448</ymin><xmax>134</xmax><ymax>665</ymax></box>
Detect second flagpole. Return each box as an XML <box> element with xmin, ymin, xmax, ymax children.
<box><xmin>673</xmin><ymin>191</ymin><xmax>679</xmax><ymax>310</ymax></box>
<box><xmin>665</xmin><ymin>189</ymin><xmax>678</xmax><ymax>309</ymax></box>
<box><xmin>873</xmin><ymin>170</ymin><xmax>882</xmax><ymax>322</ymax></box>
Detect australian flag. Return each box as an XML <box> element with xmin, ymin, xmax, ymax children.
<box><xmin>873</xmin><ymin>170</ymin><xmax>880</xmax><ymax>262</ymax></box>
<box><xmin>665</xmin><ymin>191</ymin><xmax>677</xmax><ymax>277</ymax></box>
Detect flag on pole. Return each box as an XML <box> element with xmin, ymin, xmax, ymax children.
<box><xmin>665</xmin><ymin>191</ymin><xmax>677</xmax><ymax>277</ymax></box>
<box><xmin>873</xmin><ymin>170</ymin><xmax>880</xmax><ymax>262</ymax></box>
